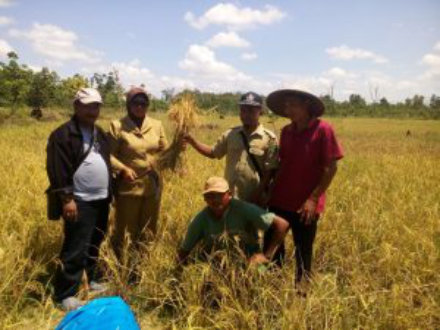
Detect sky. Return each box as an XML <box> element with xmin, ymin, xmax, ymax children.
<box><xmin>0</xmin><ymin>0</ymin><xmax>439</xmax><ymax>102</ymax></box>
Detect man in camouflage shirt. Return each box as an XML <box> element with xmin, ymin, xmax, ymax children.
<box><xmin>184</xmin><ymin>92</ymin><xmax>278</xmax><ymax>203</ymax></box>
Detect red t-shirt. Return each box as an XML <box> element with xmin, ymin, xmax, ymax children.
<box><xmin>268</xmin><ymin>119</ymin><xmax>343</xmax><ymax>213</ymax></box>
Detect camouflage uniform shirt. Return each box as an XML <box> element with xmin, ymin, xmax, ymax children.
<box><xmin>211</xmin><ymin>124</ymin><xmax>278</xmax><ymax>201</ymax></box>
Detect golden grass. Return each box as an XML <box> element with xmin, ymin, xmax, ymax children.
<box><xmin>159</xmin><ymin>94</ymin><xmax>200</xmax><ymax>172</ymax></box>
<box><xmin>0</xmin><ymin>113</ymin><xmax>439</xmax><ymax>329</ymax></box>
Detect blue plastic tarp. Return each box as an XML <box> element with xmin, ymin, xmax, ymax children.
<box><xmin>56</xmin><ymin>296</ymin><xmax>140</xmax><ymax>330</ymax></box>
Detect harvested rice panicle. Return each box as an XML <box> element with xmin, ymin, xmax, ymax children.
<box><xmin>159</xmin><ymin>93</ymin><xmax>200</xmax><ymax>172</ymax></box>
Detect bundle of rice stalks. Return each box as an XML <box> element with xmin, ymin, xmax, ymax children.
<box><xmin>159</xmin><ymin>93</ymin><xmax>200</xmax><ymax>172</ymax></box>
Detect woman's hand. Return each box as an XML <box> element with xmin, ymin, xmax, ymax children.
<box><xmin>121</xmin><ymin>167</ymin><xmax>137</xmax><ymax>182</ymax></box>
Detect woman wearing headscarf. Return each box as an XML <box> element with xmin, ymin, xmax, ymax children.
<box><xmin>108</xmin><ymin>87</ymin><xmax>167</xmax><ymax>262</ymax></box>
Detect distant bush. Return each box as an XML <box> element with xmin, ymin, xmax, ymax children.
<box><xmin>1</xmin><ymin>52</ymin><xmax>439</xmax><ymax>119</ymax></box>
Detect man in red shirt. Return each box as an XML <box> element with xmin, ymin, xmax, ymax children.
<box><xmin>262</xmin><ymin>89</ymin><xmax>343</xmax><ymax>285</ymax></box>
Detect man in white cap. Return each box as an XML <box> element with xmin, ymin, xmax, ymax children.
<box><xmin>46</xmin><ymin>87</ymin><xmax>112</xmax><ymax>310</ymax></box>
<box><xmin>177</xmin><ymin>176</ymin><xmax>289</xmax><ymax>265</ymax></box>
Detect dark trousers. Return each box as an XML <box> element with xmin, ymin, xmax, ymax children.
<box><xmin>263</xmin><ymin>207</ymin><xmax>318</xmax><ymax>283</ymax></box>
<box><xmin>54</xmin><ymin>199</ymin><xmax>109</xmax><ymax>301</ymax></box>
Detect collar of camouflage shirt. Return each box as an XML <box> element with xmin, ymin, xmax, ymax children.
<box><xmin>240</xmin><ymin>124</ymin><xmax>265</xmax><ymax>137</ymax></box>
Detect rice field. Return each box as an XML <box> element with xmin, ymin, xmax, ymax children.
<box><xmin>0</xmin><ymin>110</ymin><xmax>439</xmax><ymax>329</ymax></box>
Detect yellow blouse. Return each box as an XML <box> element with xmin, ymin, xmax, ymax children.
<box><xmin>108</xmin><ymin>115</ymin><xmax>168</xmax><ymax>196</ymax></box>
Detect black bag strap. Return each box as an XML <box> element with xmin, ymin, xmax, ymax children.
<box><xmin>239</xmin><ymin>130</ymin><xmax>263</xmax><ymax>178</ymax></box>
<box><xmin>46</xmin><ymin>128</ymin><xmax>96</xmax><ymax>200</ymax></box>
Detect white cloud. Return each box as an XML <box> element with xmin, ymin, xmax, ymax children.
<box><xmin>178</xmin><ymin>44</ymin><xmax>275</xmax><ymax>93</ymax></box>
<box><xmin>0</xmin><ymin>16</ymin><xmax>14</xmax><ymax>26</ymax></box>
<box><xmin>241</xmin><ymin>52</ymin><xmax>257</xmax><ymax>61</ymax></box>
<box><xmin>27</xmin><ymin>64</ymin><xmax>42</xmax><ymax>72</ymax></box>
<box><xmin>82</xmin><ymin>47</ymin><xmax>272</xmax><ymax>96</ymax></box>
<box><xmin>273</xmin><ymin>73</ymin><xmax>332</xmax><ymax>95</ymax></box>
<box><xmin>80</xmin><ymin>54</ymin><xmax>435</xmax><ymax>102</ymax></box>
<box><xmin>419</xmin><ymin>42</ymin><xmax>440</xmax><ymax>81</ymax></box>
<box><xmin>0</xmin><ymin>38</ymin><xmax>13</xmax><ymax>57</ymax></box>
<box><xmin>95</xmin><ymin>52</ymin><xmax>432</xmax><ymax>102</ymax></box>
<box><xmin>159</xmin><ymin>76</ymin><xmax>196</xmax><ymax>91</ymax></box>
<box><xmin>326</xmin><ymin>44</ymin><xmax>388</xmax><ymax>64</ymax></box>
<box><xmin>112</xmin><ymin>60</ymin><xmax>196</xmax><ymax>94</ymax></box>
<box><xmin>206</xmin><ymin>31</ymin><xmax>250</xmax><ymax>48</ymax></box>
<box><xmin>9</xmin><ymin>23</ymin><xmax>102</xmax><ymax>64</ymax></box>
<box><xmin>184</xmin><ymin>3</ymin><xmax>285</xmax><ymax>30</ymax></box>
<box><xmin>81</xmin><ymin>59</ymin><xmax>195</xmax><ymax>97</ymax></box>
<box><xmin>324</xmin><ymin>67</ymin><xmax>357</xmax><ymax>79</ymax></box>
<box><xmin>111</xmin><ymin>59</ymin><xmax>155</xmax><ymax>85</ymax></box>
<box><xmin>271</xmin><ymin>68</ymin><xmax>434</xmax><ymax>102</ymax></box>
<box><xmin>179</xmin><ymin>44</ymin><xmax>240</xmax><ymax>77</ymax></box>
<box><xmin>422</xmin><ymin>53</ymin><xmax>440</xmax><ymax>67</ymax></box>
<box><xmin>364</xmin><ymin>71</ymin><xmax>393</xmax><ymax>88</ymax></box>
<box><xmin>0</xmin><ymin>0</ymin><xmax>15</xmax><ymax>7</ymax></box>
<box><xmin>83</xmin><ymin>59</ymin><xmax>155</xmax><ymax>89</ymax></box>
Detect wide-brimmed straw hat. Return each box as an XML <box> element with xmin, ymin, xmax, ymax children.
<box><xmin>266</xmin><ymin>89</ymin><xmax>325</xmax><ymax>117</ymax></box>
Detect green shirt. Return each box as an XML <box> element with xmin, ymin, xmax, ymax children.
<box><xmin>181</xmin><ymin>199</ymin><xmax>276</xmax><ymax>257</ymax></box>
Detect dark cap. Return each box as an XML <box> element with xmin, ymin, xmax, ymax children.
<box><xmin>239</xmin><ymin>92</ymin><xmax>263</xmax><ymax>107</ymax></box>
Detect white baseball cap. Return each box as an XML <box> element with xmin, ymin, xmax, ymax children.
<box><xmin>73</xmin><ymin>88</ymin><xmax>103</xmax><ymax>105</ymax></box>
<box><xmin>203</xmin><ymin>176</ymin><xmax>230</xmax><ymax>195</ymax></box>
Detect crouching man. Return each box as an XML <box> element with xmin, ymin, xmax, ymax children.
<box><xmin>46</xmin><ymin>88</ymin><xmax>112</xmax><ymax>311</ymax></box>
<box><xmin>177</xmin><ymin>176</ymin><xmax>289</xmax><ymax>265</ymax></box>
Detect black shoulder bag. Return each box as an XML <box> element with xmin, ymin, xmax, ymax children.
<box><xmin>239</xmin><ymin>131</ymin><xmax>263</xmax><ymax>179</ymax></box>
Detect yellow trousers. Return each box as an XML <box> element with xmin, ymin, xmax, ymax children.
<box><xmin>111</xmin><ymin>194</ymin><xmax>160</xmax><ymax>259</ymax></box>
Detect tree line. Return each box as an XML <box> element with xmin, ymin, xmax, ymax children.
<box><xmin>1</xmin><ymin>52</ymin><xmax>439</xmax><ymax>119</ymax></box>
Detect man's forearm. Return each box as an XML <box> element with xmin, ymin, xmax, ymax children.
<box><xmin>310</xmin><ymin>161</ymin><xmax>337</xmax><ymax>200</ymax></box>
<box><xmin>190</xmin><ymin>140</ymin><xmax>215</xmax><ymax>158</ymax></box>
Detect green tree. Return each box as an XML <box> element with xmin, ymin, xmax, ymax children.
<box><xmin>320</xmin><ymin>94</ymin><xmax>337</xmax><ymax>115</ymax></box>
<box><xmin>56</xmin><ymin>74</ymin><xmax>89</xmax><ymax>106</ymax></box>
<box><xmin>0</xmin><ymin>52</ymin><xmax>32</xmax><ymax>114</ymax></box>
<box><xmin>379</xmin><ymin>97</ymin><xmax>389</xmax><ymax>107</ymax></box>
<box><xmin>429</xmin><ymin>94</ymin><xmax>440</xmax><ymax>109</ymax></box>
<box><xmin>91</xmin><ymin>71</ymin><xmax>124</xmax><ymax>107</ymax></box>
<box><xmin>411</xmin><ymin>95</ymin><xmax>424</xmax><ymax>108</ymax></box>
<box><xmin>26</xmin><ymin>67</ymin><xmax>59</xmax><ymax>110</ymax></box>
<box><xmin>161</xmin><ymin>88</ymin><xmax>175</xmax><ymax>103</ymax></box>
<box><xmin>348</xmin><ymin>94</ymin><xmax>367</xmax><ymax>107</ymax></box>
